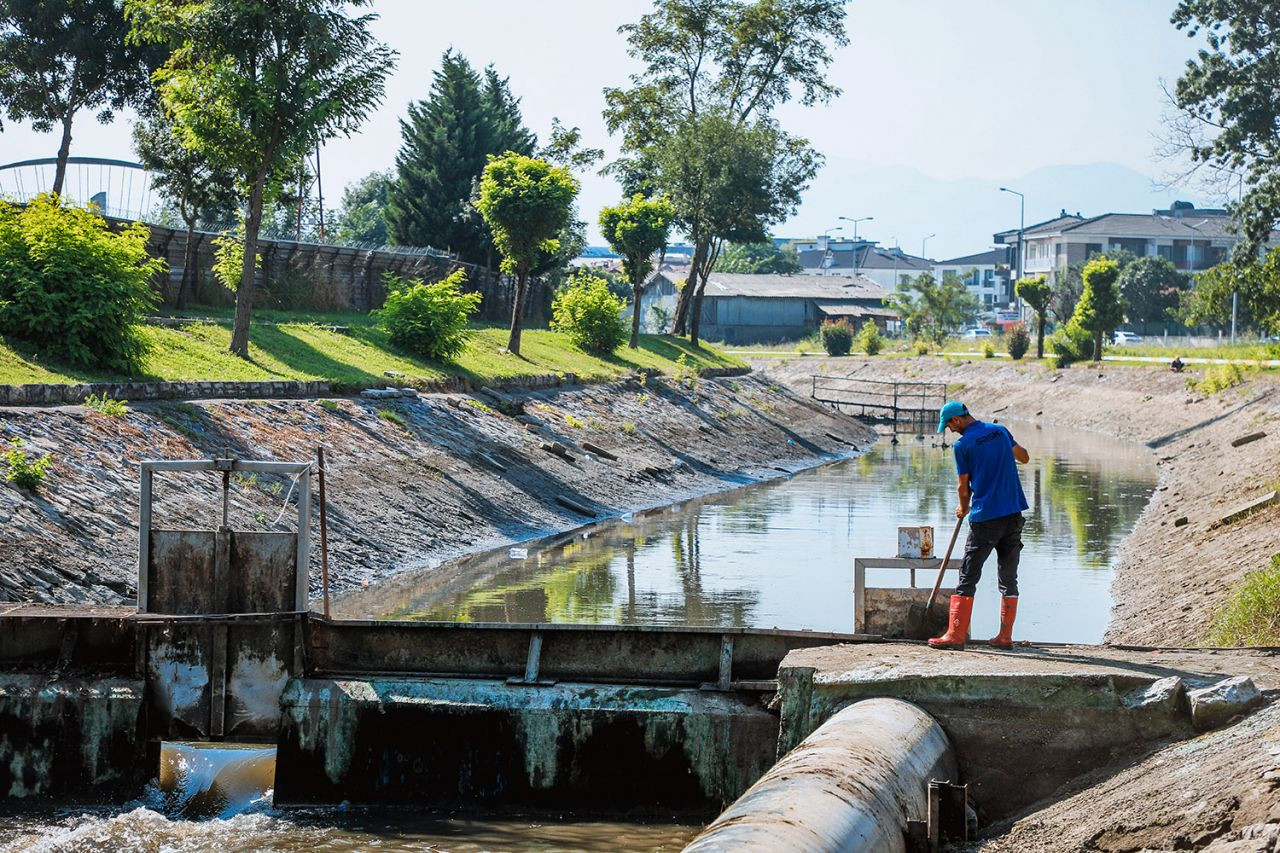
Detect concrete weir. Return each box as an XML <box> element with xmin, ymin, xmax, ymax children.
<box><xmin>684</xmin><ymin>698</ymin><xmax>956</xmax><ymax>852</ymax></box>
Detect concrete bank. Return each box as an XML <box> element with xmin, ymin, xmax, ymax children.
<box><xmin>760</xmin><ymin>356</ymin><xmax>1280</xmax><ymax>646</ymax></box>
<box><xmin>0</xmin><ymin>372</ymin><xmax>873</xmax><ymax>607</ymax></box>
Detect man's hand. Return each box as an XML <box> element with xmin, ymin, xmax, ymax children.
<box><xmin>955</xmin><ymin>504</ymin><xmax>968</xmax><ymax>519</ymax></box>
<box><xmin>1013</xmin><ymin>444</ymin><xmax>1029</xmax><ymax>464</ymax></box>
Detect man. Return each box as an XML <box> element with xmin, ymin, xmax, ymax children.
<box><xmin>929</xmin><ymin>401</ymin><xmax>1030</xmax><ymax>651</ymax></box>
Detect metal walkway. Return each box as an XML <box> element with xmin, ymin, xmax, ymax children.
<box><xmin>811</xmin><ymin>376</ymin><xmax>945</xmax><ymax>434</ymax></box>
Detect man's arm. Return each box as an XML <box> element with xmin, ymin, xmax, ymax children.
<box><xmin>1012</xmin><ymin>443</ymin><xmax>1029</xmax><ymax>464</ymax></box>
<box><xmin>956</xmin><ymin>473</ymin><xmax>971</xmax><ymax>518</ymax></box>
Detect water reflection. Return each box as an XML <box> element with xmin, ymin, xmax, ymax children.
<box><xmin>340</xmin><ymin>422</ymin><xmax>1156</xmax><ymax>644</ymax></box>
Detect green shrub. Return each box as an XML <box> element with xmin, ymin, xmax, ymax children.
<box><xmin>819</xmin><ymin>320</ymin><xmax>853</xmax><ymax>356</ymax></box>
<box><xmin>1208</xmin><ymin>554</ymin><xmax>1280</xmax><ymax>646</ymax></box>
<box><xmin>3</xmin><ymin>438</ymin><xmax>52</xmax><ymax>490</ymax></box>
<box><xmin>859</xmin><ymin>322</ymin><xmax>884</xmax><ymax>356</ymax></box>
<box><xmin>982</xmin><ymin>341</ymin><xmax>996</xmax><ymax>359</ymax></box>
<box><xmin>376</xmin><ymin>269</ymin><xmax>481</xmax><ymax>362</ymax></box>
<box><xmin>0</xmin><ymin>195</ymin><xmax>162</xmax><ymax>372</ymax></box>
<box><xmin>84</xmin><ymin>393</ymin><xmax>128</xmax><ymax>417</ymax></box>
<box><xmin>1190</xmin><ymin>362</ymin><xmax>1247</xmax><ymax>396</ymax></box>
<box><xmin>377</xmin><ymin>408</ymin><xmax>407</xmax><ymax>427</ymax></box>
<box><xmin>1049</xmin><ymin>320</ymin><xmax>1094</xmax><ymax>368</ymax></box>
<box><xmin>550</xmin><ymin>271</ymin><xmax>628</xmax><ymax>355</ymax></box>
<box><xmin>1007</xmin><ymin>324</ymin><xmax>1030</xmax><ymax>360</ymax></box>
<box><xmin>914</xmin><ymin>341</ymin><xmax>929</xmax><ymax>356</ymax></box>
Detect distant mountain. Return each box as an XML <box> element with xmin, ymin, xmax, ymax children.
<box><xmin>779</xmin><ymin>160</ymin><xmax>1210</xmax><ymax>260</ymax></box>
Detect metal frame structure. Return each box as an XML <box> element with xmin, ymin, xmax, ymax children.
<box><xmin>812</xmin><ymin>376</ymin><xmax>946</xmax><ymax>435</ymax></box>
<box><xmin>853</xmin><ymin>556</ymin><xmax>961</xmax><ymax>633</ymax></box>
<box><xmin>138</xmin><ymin>458</ymin><xmax>312</xmax><ymax>613</ymax></box>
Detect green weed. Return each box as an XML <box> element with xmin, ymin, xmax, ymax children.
<box><xmin>463</xmin><ymin>398</ymin><xmax>496</xmax><ymax>415</ymax></box>
<box><xmin>3</xmin><ymin>438</ymin><xmax>52</xmax><ymax>490</ymax></box>
<box><xmin>84</xmin><ymin>393</ymin><xmax>128</xmax><ymax>417</ymax></box>
<box><xmin>564</xmin><ymin>413</ymin><xmax>585</xmax><ymax>429</ymax></box>
<box><xmin>378</xmin><ymin>408</ymin><xmax>408</xmax><ymax>427</ymax></box>
<box><xmin>317</xmin><ymin>398</ymin><xmax>340</xmax><ymax>412</ymax></box>
<box><xmin>1208</xmin><ymin>554</ymin><xmax>1280</xmax><ymax>646</ymax></box>
<box><xmin>620</xmin><ymin>421</ymin><xmax>636</xmax><ymax>435</ymax></box>
<box><xmin>1189</xmin><ymin>363</ymin><xmax>1249</xmax><ymax>396</ymax></box>
<box><xmin>636</xmin><ymin>393</ymin><xmax>651</xmax><ymax>406</ymax></box>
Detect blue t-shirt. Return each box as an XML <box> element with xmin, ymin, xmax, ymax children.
<box><xmin>953</xmin><ymin>420</ymin><xmax>1029</xmax><ymax>522</ymax></box>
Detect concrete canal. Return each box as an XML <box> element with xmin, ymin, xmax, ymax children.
<box><xmin>0</xmin><ymin>423</ymin><xmax>1159</xmax><ymax>851</ymax></box>
<box><xmin>340</xmin><ymin>422</ymin><xmax>1157</xmax><ymax>644</ymax></box>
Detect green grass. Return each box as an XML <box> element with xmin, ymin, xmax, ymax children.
<box><xmin>0</xmin><ymin>312</ymin><xmax>745</xmax><ymax>388</ymax></box>
<box><xmin>1208</xmin><ymin>554</ymin><xmax>1280</xmax><ymax>646</ymax></box>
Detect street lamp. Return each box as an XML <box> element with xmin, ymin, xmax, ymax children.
<box><xmin>838</xmin><ymin>215</ymin><xmax>873</xmax><ymax>240</ymax></box>
<box><xmin>821</xmin><ymin>226</ymin><xmax>844</xmax><ymax>238</ymax></box>
<box><xmin>921</xmin><ymin>233</ymin><xmax>936</xmax><ymax>258</ymax></box>
<box><xmin>998</xmin><ymin>187</ymin><xmax>1025</xmax><ymax>283</ymax></box>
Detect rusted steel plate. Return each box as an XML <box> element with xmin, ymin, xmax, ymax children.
<box><xmin>148</xmin><ymin>529</ymin><xmax>217</xmax><ymax>613</ymax></box>
<box><xmin>229</xmin><ymin>532</ymin><xmax>297</xmax><ymax>614</ymax></box>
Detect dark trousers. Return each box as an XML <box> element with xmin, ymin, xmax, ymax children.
<box><xmin>955</xmin><ymin>512</ymin><xmax>1024</xmax><ymax>597</ymax></box>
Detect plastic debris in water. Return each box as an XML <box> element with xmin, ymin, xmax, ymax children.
<box><xmin>509</xmin><ymin>547</ymin><xmax>529</xmax><ymax>559</ymax></box>
<box><xmin>621</xmin><ymin>513</ymin><xmax>634</xmax><ymax>522</ymax></box>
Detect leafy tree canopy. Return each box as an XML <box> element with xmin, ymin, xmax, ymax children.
<box><xmin>600</xmin><ymin>193</ymin><xmax>676</xmax><ymax>348</ymax></box>
<box><xmin>887</xmin><ymin>271</ymin><xmax>979</xmax><ymax>344</ymax></box>
<box><xmin>331</xmin><ymin>169</ymin><xmax>393</xmax><ymax>246</ymax></box>
<box><xmin>1116</xmin><ymin>255</ymin><xmax>1190</xmax><ymax>325</ymax></box>
<box><xmin>0</xmin><ymin>0</ymin><xmax>158</xmax><ymax>194</ymax></box>
<box><xmin>714</xmin><ymin>240</ymin><xmax>802</xmax><ymax>274</ymax></box>
<box><xmin>1172</xmin><ymin>0</ymin><xmax>1280</xmax><ymax>258</ymax></box>
<box><xmin>1073</xmin><ymin>256</ymin><xmax>1127</xmax><ymax>360</ymax></box>
<box><xmin>1016</xmin><ymin>274</ymin><xmax>1053</xmax><ymax>358</ymax></box>
<box><xmin>1184</xmin><ymin>249</ymin><xmax>1280</xmax><ymax>334</ymax></box>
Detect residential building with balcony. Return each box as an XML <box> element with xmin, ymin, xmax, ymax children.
<box><xmin>933</xmin><ymin>247</ymin><xmax>1013</xmax><ymax>310</ymax></box>
<box><xmin>994</xmin><ymin>202</ymin><xmax>1241</xmax><ymax>284</ymax></box>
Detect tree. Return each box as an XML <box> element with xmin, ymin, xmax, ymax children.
<box><xmin>604</xmin><ymin>0</ymin><xmax>846</xmax><ymax>344</ymax></box>
<box><xmin>385</xmin><ymin>50</ymin><xmax>535</xmax><ymax>263</ymax></box>
<box><xmin>1073</xmin><ymin>256</ymin><xmax>1126</xmax><ymax>361</ymax></box>
<box><xmin>887</xmin><ymin>271</ymin><xmax>979</xmax><ymax>344</ymax></box>
<box><xmin>0</xmin><ymin>0</ymin><xmax>157</xmax><ymax>195</ymax></box>
<box><xmin>1016</xmin><ymin>275</ymin><xmax>1053</xmax><ymax>359</ymax></box>
<box><xmin>1184</xmin><ymin>250</ymin><xmax>1280</xmax><ymax>334</ymax></box>
<box><xmin>127</xmin><ymin>0</ymin><xmax>396</xmax><ymax>357</ymax></box>
<box><xmin>330</xmin><ymin>169</ymin><xmax>392</xmax><ymax>246</ymax></box>
<box><xmin>599</xmin><ymin>194</ymin><xmax>675</xmax><ymax>349</ymax></box>
<box><xmin>132</xmin><ymin>103</ymin><xmax>239</xmax><ymax>308</ymax></box>
<box><xmin>1117</xmin><ymin>256</ymin><xmax>1190</xmax><ymax>330</ymax></box>
<box><xmin>1053</xmin><ymin>249</ymin><xmax>1134</xmax><ymax>323</ymax></box>
<box><xmin>1171</xmin><ymin>1</ymin><xmax>1280</xmax><ymax>259</ymax></box>
<box><xmin>714</xmin><ymin>240</ymin><xmax>802</xmax><ymax>274</ymax></box>
<box><xmin>475</xmin><ymin>152</ymin><xmax>578</xmax><ymax>356</ymax></box>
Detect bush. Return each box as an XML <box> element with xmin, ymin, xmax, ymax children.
<box><xmin>914</xmin><ymin>341</ymin><xmax>929</xmax><ymax>356</ymax></box>
<box><xmin>3</xmin><ymin>438</ymin><xmax>52</xmax><ymax>490</ymax></box>
<box><xmin>84</xmin><ymin>393</ymin><xmax>128</xmax><ymax>417</ymax></box>
<box><xmin>1007</xmin><ymin>324</ymin><xmax>1030</xmax><ymax>360</ymax></box>
<box><xmin>859</xmin><ymin>322</ymin><xmax>883</xmax><ymax>355</ymax></box>
<box><xmin>0</xmin><ymin>195</ymin><xmax>162</xmax><ymax>372</ymax></box>
<box><xmin>1190</xmin><ymin>362</ymin><xmax>1247</xmax><ymax>396</ymax></box>
<box><xmin>1048</xmin><ymin>320</ymin><xmax>1094</xmax><ymax>368</ymax></box>
<box><xmin>550</xmin><ymin>271</ymin><xmax>628</xmax><ymax>354</ymax></box>
<box><xmin>211</xmin><ymin>225</ymin><xmax>259</xmax><ymax>293</ymax></box>
<box><xmin>982</xmin><ymin>341</ymin><xmax>996</xmax><ymax>359</ymax></box>
<box><xmin>1208</xmin><ymin>554</ymin><xmax>1280</xmax><ymax>646</ymax></box>
<box><xmin>376</xmin><ymin>269</ymin><xmax>481</xmax><ymax>362</ymax></box>
<box><xmin>819</xmin><ymin>320</ymin><xmax>853</xmax><ymax>356</ymax></box>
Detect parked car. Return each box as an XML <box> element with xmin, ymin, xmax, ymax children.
<box><xmin>1111</xmin><ymin>331</ymin><xmax>1144</xmax><ymax>345</ymax></box>
<box><xmin>961</xmin><ymin>328</ymin><xmax>993</xmax><ymax>339</ymax></box>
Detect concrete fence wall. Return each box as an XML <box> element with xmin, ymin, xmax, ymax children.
<box><xmin>139</xmin><ymin>222</ymin><xmax>551</xmax><ymax>323</ymax></box>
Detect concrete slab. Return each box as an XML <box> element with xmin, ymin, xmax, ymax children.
<box><xmin>776</xmin><ymin>641</ymin><xmax>1280</xmax><ymax>821</ymax></box>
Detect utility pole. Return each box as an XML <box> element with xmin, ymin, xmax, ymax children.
<box><xmin>839</xmin><ymin>215</ymin><xmax>874</xmax><ymax>241</ymax></box>
<box><xmin>921</xmin><ymin>233</ymin><xmax>935</xmax><ymax>259</ymax></box>
<box><xmin>999</xmin><ymin>186</ymin><xmax>1025</xmax><ymax>311</ymax></box>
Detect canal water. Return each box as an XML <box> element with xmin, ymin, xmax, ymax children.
<box><xmin>0</xmin><ymin>422</ymin><xmax>1156</xmax><ymax>851</ymax></box>
<box><xmin>343</xmin><ymin>421</ymin><xmax>1158</xmax><ymax>644</ymax></box>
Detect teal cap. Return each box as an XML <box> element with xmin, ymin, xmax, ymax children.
<box><xmin>937</xmin><ymin>401</ymin><xmax>968</xmax><ymax>433</ymax></box>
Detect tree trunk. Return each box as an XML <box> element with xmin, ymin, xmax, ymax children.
<box><xmin>52</xmin><ymin>111</ymin><xmax>75</xmax><ymax>198</ymax></box>
<box><xmin>630</xmin><ymin>276</ymin><xmax>642</xmax><ymax>349</ymax></box>
<box><xmin>1092</xmin><ymin>330</ymin><xmax>1103</xmax><ymax>362</ymax></box>
<box><xmin>689</xmin><ymin>240</ymin><xmax>721</xmax><ymax>347</ymax></box>
<box><xmin>230</xmin><ymin>174</ymin><xmax>267</xmax><ymax>358</ymax></box>
<box><xmin>671</xmin><ymin>238</ymin><xmax>708</xmax><ymax>336</ymax></box>
<box><xmin>177</xmin><ymin>222</ymin><xmax>197</xmax><ymax>309</ymax></box>
<box><xmin>1036</xmin><ymin>315</ymin><xmax>1046</xmax><ymax>359</ymax></box>
<box><xmin>508</xmin><ymin>264</ymin><xmax>528</xmax><ymax>355</ymax></box>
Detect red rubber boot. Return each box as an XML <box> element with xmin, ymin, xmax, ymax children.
<box><xmin>927</xmin><ymin>595</ymin><xmax>974</xmax><ymax>650</ymax></box>
<box><xmin>988</xmin><ymin>596</ymin><xmax>1018</xmax><ymax>650</ymax></box>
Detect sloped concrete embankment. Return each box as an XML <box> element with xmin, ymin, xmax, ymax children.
<box><xmin>760</xmin><ymin>356</ymin><xmax>1280</xmax><ymax>646</ymax></box>
<box><xmin>0</xmin><ymin>373</ymin><xmax>872</xmax><ymax>605</ymax></box>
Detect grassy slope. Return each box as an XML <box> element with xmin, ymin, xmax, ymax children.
<box><xmin>0</xmin><ymin>314</ymin><xmax>745</xmax><ymax>387</ymax></box>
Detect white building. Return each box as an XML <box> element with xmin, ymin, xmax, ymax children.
<box><xmin>794</xmin><ymin>237</ymin><xmax>932</xmax><ymax>289</ymax></box>
<box><xmin>933</xmin><ymin>247</ymin><xmax>1013</xmax><ymax>311</ymax></box>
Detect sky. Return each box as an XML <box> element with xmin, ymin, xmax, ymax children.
<box><xmin>0</xmin><ymin>0</ymin><xmax>1211</xmax><ymax>258</ymax></box>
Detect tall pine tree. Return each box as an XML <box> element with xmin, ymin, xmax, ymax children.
<box><xmin>386</xmin><ymin>50</ymin><xmax>534</xmax><ymax>263</ymax></box>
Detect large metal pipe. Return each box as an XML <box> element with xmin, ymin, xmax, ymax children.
<box><xmin>683</xmin><ymin>697</ymin><xmax>957</xmax><ymax>853</ymax></box>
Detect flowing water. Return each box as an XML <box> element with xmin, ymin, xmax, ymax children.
<box><xmin>0</xmin><ymin>422</ymin><xmax>1156</xmax><ymax>850</ymax></box>
<box><xmin>343</xmin><ymin>421</ymin><xmax>1158</xmax><ymax>643</ymax></box>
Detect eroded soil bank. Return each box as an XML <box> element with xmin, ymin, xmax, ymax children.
<box><xmin>0</xmin><ymin>373</ymin><xmax>872</xmax><ymax>605</ymax></box>
<box><xmin>762</xmin><ymin>355</ymin><xmax>1280</xmax><ymax>851</ymax></box>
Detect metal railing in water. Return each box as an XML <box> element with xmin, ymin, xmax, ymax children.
<box><xmin>810</xmin><ymin>375</ymin><xmax>945</xmax><ymax>434</ymax></box>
